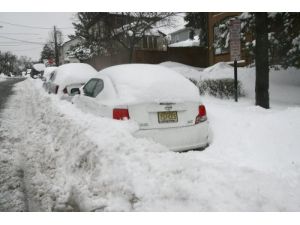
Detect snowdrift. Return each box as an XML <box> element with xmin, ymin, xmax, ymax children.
<box><xmin>1</xmin><ymin>76</ymin><xmax>300</xmax><ymax>211</ymax></box>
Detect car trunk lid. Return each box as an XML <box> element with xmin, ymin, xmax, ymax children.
<box><xmin>128</xmin><ymin>102</ymin><xmax>200</xmax><ymax>130</ymax></box>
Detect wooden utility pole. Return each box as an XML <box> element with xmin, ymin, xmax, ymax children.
<box><xmin>54</xmin><ymin>26</ymin><xmax>59</xmax><ymax>66</ymax></box>
<box><xmin>255</xmin><ymin>13</ymin><xmax>269</xmax><ymax>109</ymax></box>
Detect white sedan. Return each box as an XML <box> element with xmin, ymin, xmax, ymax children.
<box><xmin>73</xmin><ymin>64</ymin><xmax>209</xmax><ymax>152</ymax></box>
<box><xmin>46</xmin><ymin>63</ymin><xmax>97</xmax><ymax>99</ymax></box>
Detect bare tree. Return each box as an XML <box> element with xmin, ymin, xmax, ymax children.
<box><xmin>109</xmin><ymin>12</ymin><xmax>177</xmax><ymax>62</ymax></box>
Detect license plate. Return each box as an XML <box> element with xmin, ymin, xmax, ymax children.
<box><xmin>158</xmin><ymin>111</ymin><xmax>178</xmax><ymax>123</ymax></box>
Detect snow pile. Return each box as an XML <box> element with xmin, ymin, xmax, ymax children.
<box><xmin>54</xmin><ymin>63</ymin><xmax>97</xmax><ymax>93</ymax></box>
<box><xmin>203</xmin><ymin>62</ymin><xmax>233</xmax><ymax>73</ymax></box>
<box><xmin>169</xmin><ymin>36</ymin><xmax>200</xmax><ymax>48</ymax></box>
<box><xmin>100</xmin><ymin>64</ymin><xmax>201</xmax><ymax>104</ymax></box>
<box><xmin>1</xmin><ymin>77</ymin><xmax>300</xmax><ymax>211</ymax></box>
<box><xmin>162</xmin><ymin>61</ymin><xmax>300</xmax><ymax>106</ymax></box>
<box><xmin>0</xmin><ymin>73</ymin><xmax>8</xmax><ymax>81</ymax></box>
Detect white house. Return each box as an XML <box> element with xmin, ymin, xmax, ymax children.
<box><xmin>59</xmin><ymin>38</ymin><xmax>82</xmax><ymax>64</ymax></box>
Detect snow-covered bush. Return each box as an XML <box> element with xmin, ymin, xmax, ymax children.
<box><xmin>193</xmin><ymin>78</ymin><xmax>244</xmax><ymax>99</ymax></box>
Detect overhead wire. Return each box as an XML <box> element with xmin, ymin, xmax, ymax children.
<box><xmin>0</xmin><ymin>20</ymin><xmax>73</xmax><ymax>30</ymax></box>
<box><xmin>0</xmin><ymin>35</ymin><xmax>45</xmax><ymax>45</ymax></box>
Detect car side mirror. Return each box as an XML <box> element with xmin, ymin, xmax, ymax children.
<box><xmin>70</xmin><ymin>88</ymin><xmax>80</xmax><ymax>96</ymax></box>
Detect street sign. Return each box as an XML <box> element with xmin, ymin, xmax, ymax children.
<box><xmin>229</xmin><ymin>19</ymin><xmax>241</xmax><ymax>61</ymax></box>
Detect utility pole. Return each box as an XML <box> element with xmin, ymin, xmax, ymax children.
<box><xmin>54</xmin><ymin>25</ymin><xmax>59</xmax><ymax>66</ymax></box>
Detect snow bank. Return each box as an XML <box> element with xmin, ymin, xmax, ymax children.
<box><xmin>54</xmin><ymin>63</ymin><xmax>97</xmax><ymax>93</ymax></box>
<box><xmin>100</xmin><ymin>64</ymin><xmax>201</xmax><ymax>104</ymax></box>
<box><xmin>162</xmin><ymin>61</ymin><xmax>300</xmax><ymax>106</ymax></box>
<box><xmin>159</xmin><ymin>61</ymin><xmax>204</xmax><ymax>82</ymax></box>
<box><xmin>2</xmin><ymin>78</ymin><xmax>300</xmax><ymax>211</ymax></box>
<box><xmin>0</xmin><ymin>73</ymin><xmax>8</xmax><ymax>81</ymax></box>
<box><xmin>203</xmin><ymin>62</ymin><xmax>233</xmax><ymax>73</ymax></box>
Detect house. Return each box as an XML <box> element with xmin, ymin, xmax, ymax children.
<box><xmin>59</xmin><ymin>38</ymin><xmax>82</xmax><ymax>64</ymax></box>
<box><xmin>169</xmin><ymin>27</ymin><xmax>200</xmax><ymax>44</ymax></box>
<box><xmin>207</xmin><ymin>12</ymin><xmax>242</xmax><ymax>65</ymax></box>
<box><xmin>88</xmin><ymin>13</ymin><xmax>167</xmax><ymax>52</ymax></box>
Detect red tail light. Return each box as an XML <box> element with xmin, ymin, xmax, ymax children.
<box><xmin>113</xmin><ymin>108</ymin><xmax>130</xmax><ymax>120</ymax></box>
<box><xmin>55</xmin><ymin>85</ymin><xmax>59</xmax><ymax>94</ymax></box>
<box><xmin>195</xmin><ymin>105</ymin><xmax>207</xmax><ymax>124</ymax></box>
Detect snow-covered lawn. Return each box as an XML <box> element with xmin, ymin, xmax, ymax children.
<box><xmin>1</xmin><ymin>64</ymin><xmax>300</xmax><ymax>211</ymax></box>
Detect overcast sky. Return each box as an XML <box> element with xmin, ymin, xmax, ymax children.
<box><xmin>0</xmin><ymin>12</ymin><xmax>76</xmax><ymax>61</ymax></box>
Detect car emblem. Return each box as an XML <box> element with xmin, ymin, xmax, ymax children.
<box><xmin>165</xmin><ymin>105</ymin><xmax>172</xmax><ymax>111</ymax></box>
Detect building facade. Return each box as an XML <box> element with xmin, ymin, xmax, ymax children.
<box><xmin>59</xmin><ymin>38</ymin><xmax>82</xmax><ymax>64</ymax></box>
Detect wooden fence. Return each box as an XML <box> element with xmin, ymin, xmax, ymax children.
<box><xmin>84</xmin><ymin>47</ymin><xmax>209</xmax><ymax>71</ymax></box>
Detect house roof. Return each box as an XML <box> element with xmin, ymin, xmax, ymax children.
<box><xmin>61</xmin><ymin>37</ymin><xmax>83</xmax><ymax>47</ymax></box>
<box><xmin>169</xmin><ymin>27</ymin><xmax>194</xmax><ymax>36</ymax></box>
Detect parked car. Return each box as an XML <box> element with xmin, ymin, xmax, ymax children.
<box><xmin>46</xmin><ymin>63</ymin><xmax>97</xmax><ymax>100</ymax></box>
<box><xmin>42</xmin><ymin>66</ymin><xmax>57</xmax><ymax>90</ymax></box>
<box><xmin>73</xmin><ymin>64</ymin><xmax>209</xmax><ymax>152</ymax></box>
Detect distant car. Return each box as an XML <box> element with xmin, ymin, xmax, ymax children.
<box><xmin>73</xmin><ymin>64</ymin><xmax>209</xmax><ymax>152</ymax></box>
<box><xmin>46</xmin><ymin>63</ymin><xmax>97</xmax><ymax>100</ymax></box>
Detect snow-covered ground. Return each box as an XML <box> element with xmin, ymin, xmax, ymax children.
<box><xmin>1</xmin><ymin>63</ymin><xmax>300</xmax><ymax>211</ymax></box>
<box><xmin>161</xmin><ymin>61</ymin><xmax>300</xmax><ymax>106</ymax></box>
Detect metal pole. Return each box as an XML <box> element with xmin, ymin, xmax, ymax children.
<box><xmin>234</xmin><ymin>59</ymin><xmax>238</xmax><ymax>102</ymax></box>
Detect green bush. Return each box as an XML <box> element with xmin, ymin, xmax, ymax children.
<box><xmin>190</xmin><ymin>78</ymin><xmax>244</xmax><ymax>99</ymax></box>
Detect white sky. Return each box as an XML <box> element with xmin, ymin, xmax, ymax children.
<box><xmin>0</xmin><ymin>12</ymin><xmax>76</xmax><ymax>61</ymax></box>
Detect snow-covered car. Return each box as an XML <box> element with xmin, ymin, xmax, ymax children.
<box><xmin>46</xmin><ymin>63</ymin><xmax>98</xmax><ymax>100</ymax></box>
<box><xmin>73</xmin><ymin>64</ymin><xmax>209</xmax><ymax>152</ymax></box>
<box><xmin>42</xmin><ymin>66</ymin><xmax>57</xmax><ymax>90</ymax></box>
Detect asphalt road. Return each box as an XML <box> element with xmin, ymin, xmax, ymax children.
<box><xmin>0</xmin><ymin>78</ymin><xmax>25</xmax><ymax>112</ymax></box>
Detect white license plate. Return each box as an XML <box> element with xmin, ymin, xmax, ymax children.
<box><xmin>158</xmin><ymin>111</ymin><xmax>178</xmax><ymax>123</ymax></box>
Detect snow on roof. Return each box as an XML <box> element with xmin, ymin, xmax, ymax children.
<box><xmin>169</xmin><ymin>36</ymin><xmax>200</xmax><ymax>47</ymax></box>
<box><xmin>54</xmin><ymin>63</ymin><xmax>97</xmax><ymax>91</ymax></box>
<box><xmin>155</xmin><ymin>13</ymin><xmax>187</xmax><ymax>35</ymax></box>
<box><xmin>99</xmin><ymin>64</ymin><xmax>201</xmax><ymax>104</ymax></box>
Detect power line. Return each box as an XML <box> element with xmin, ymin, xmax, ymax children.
<box><xmin>13</xmin><ymin>47</ymin><xmax>42</xmax><ymax>51</ymax></box>
<box><xmin>0</xmin><ymin>32</ymin><xmax>41</xmax><ymax>35</ymax></box>
<box><xmin>0</xmin><ymin>35</ymin><xmax>45</xmax><ymax>45</ymax></box>
<box><xmin>0</xmin><ymin>20</ymin><xmax>73</xmax><ymax>30</ymax></box>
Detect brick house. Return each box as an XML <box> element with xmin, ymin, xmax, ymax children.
<box><xmin>207</xmin><ymin>12</ymin><xmax>244</xmax><ymax>65</ymax></box>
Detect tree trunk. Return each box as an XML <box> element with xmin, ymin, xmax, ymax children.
<box><xmin>255</xmin><ymin>13</ymin><xmax>269</xmax><ymax>109</ymax></box>
<box><xmin>128</xmin><ymin>47</ymin><xmax>134</xmax><ymax>63</ymax></box>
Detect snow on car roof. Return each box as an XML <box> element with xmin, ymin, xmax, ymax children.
<box><xmin>99</xmin><ymin>64</ymin><xmax>201</xmax><ymax>104</ymax></box>
<box><xmin>55</xmin><ymin>63</ymin><xmax>97</xmax><ymax>89</ymax></box>
<box><xmin>43</xmin><ymin>66</ymin><xmax>57</xmax><ymax>80</ymax></box>
<box><xmin>33</xmin><ymin>63</ymin><xmax>46</xmax><ymax>72</ymax></box>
